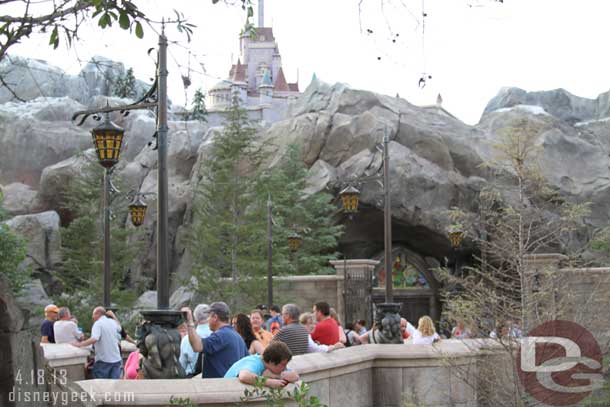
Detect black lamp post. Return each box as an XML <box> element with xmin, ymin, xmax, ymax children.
<box><xmin>266</xmin><ymin>197</ymin><xmax>303</xmax><ymax>309</ymax></box>
<box><xmin>90</xmin><ymin>114</ymin><xmax>126</xmax><ymax>310</ymax></box>
<box><xmin>336</xmin><ymin>127</ymin><xmax>402</xmax><ymax>343</ymax></box>
<box><xmin>73</xmin><ymin>26</ymin><xmax>184</xmax><ymax>378</ymax></box>
<box><xmin>448</xmin><ymin>229</ymin><xmax>464</xmax><ymax>277</ymax></box>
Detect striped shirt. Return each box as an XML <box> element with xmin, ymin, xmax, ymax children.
<box><xmin>273</xmin><ymin>322</ymin><xmax>309</xmax><ymax>356</ymax></box>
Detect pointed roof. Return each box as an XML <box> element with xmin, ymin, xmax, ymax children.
<box><xmin>436</xmin><ymin>93</ymin><xmax>443</xmax><ymax>106</ymax></box>
<box><xmin>273</xmin><ymin>67</ymin><xmax>289</xmax><ymax>92</ymax></box>
<box><xmin>230</xmin><ymin>59</ymin><xmax>247</xmax><ymax>82</ymax></box>
<box><xmin>311</xmin><ymin>72</ymin><xmax>318</xmax><ymax>83</ymax></box>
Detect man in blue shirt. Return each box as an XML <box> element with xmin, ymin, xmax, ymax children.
<box><xmin>224</xmin><ymin>341</ymin><xmax>299</xmax><ymax>388</ymax></box>
<box><xmin>41</xmin><ymin>304</ymin><xmax>59</xmax><ymax>343</ymax></box>
<box><xmin>183</xmin><ymin>302</ymin><xmax>248</xmax><ymax>378</ymax></box>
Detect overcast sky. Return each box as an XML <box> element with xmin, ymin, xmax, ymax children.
<box><xmin>8</xmin><ymin>0</ymin><xmax>610</xmax><ymax>124</ymax></box>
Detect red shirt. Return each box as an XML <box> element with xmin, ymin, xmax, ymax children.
<box><xmin>311</xmin><ymin>318</ymin><xmax>339</xmax><ymax>345</ymax></box>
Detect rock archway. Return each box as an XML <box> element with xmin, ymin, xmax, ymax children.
<box><xmin>369</xmin><ymin>246</ymin><xmax>442</xmax><ymax>325</ymax></box>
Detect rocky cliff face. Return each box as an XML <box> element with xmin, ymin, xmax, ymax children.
<box><xmin>2</xmin><ymin>57</ymin><xmax>610</xmax><ymax>304</ymax></box>
<box><xmin>482</xmin><ymin>86</ymin><xmax>610</xmax><ymax>124</ymax></box>
<box><xmin>0</xmin><ymin>55</ymin><xmax>150</xmax><ymax>105</ymax></box>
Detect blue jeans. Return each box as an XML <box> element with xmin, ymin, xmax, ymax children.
<box><xmin>92</xmin><ymin>360</ymin><xmax>122</xmax><ymax>379</ymax></box>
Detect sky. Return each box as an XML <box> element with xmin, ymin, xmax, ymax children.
<box><xmin>8</xmin><ymin>0</ymin><xmax>610</xmax><ymax>124</ymax></box>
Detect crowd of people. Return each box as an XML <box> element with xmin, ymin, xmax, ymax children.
<box><xmin>40</xmin><ymin>300</ymin><xmax>521</xmax><ymax>386</ymax></box>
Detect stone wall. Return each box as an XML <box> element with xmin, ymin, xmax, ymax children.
<box><xmin>272</xmin><ymin>275</ymin><xmax>340</xmax><ymax>317</ymax></box>
<box><xmin>72</xmin><ymin>339</ymin><xmax>510</xmax><ymax>407</ymax></box>
<box><xmin>523</xmin><ymin>254</ymin><xmax>610</xmax><ymax>351</ymax></box>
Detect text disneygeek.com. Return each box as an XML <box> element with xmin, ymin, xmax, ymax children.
<box><xmin>9</xmin><ymin>387</ymin><xmax>135</xmax><ymax>405</ymax></box>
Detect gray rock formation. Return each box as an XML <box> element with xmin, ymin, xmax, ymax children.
<box><xmin>135</xmin><ymin>290</ymin><xmax>158</xmax><ymax>310</ymax></box>
<box><xmin>16</xmin><ymin>279</ymin><xmax>50</xmax><ymax>308</ymax></box>
<box><xmin>3</xmin><ymin>55</ymin><xmax>610</xmax><ymax>306</ymax></box>
<box><xmin>0</xmin><ymin>275</ymin><xmax>47</xmax><ymax>407</ymax></box>
<box><xmin>0</xmin><ymin>97</ymin><xmax>91</xmax><ymax>186</ymax></box>
<box><xmin>4</xmin><ymin>211</ymin><xmax>62</xmax><ymax>283</ymax></box>
<box><xmin>0</xmin><ymin>55</ymin><xmax>150</xmax><ymax>105</ymax></box>
<box><xmin>1</xmin><ymin>182</ymin><xmax>38</xmax><ymax>215</ymax></box>
<box><xmin>481</xmin><ymin>86</ymin><xmax>610</xmax><ymax>124</ymax></box>
<box><xmin>37</xmin><ymin>149</ymin><xmax>99</xmax><ymax>216</ymax></box>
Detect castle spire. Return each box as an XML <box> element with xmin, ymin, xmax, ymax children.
<box><xmin>258</xmin><ymin>0</ymin><xmax>264</xmax><ymax>28</ymax></box>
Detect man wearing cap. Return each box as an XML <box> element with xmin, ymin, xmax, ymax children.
<box><xmin>179</xmin><ymin>303</ymin><xmax>212</xmax><ymax>376</ymax></box>
<box><xmin>41</xmin><ymin>304</ymin><xmax>59</xmax><ymax>343</ymax></box>
<box><xmin>182</xmin><ymin>301</ymin><xmax>248</xmax><ymax>378</ymax></box>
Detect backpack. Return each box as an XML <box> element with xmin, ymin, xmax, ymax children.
<box><xmin>344</xmin><ymin>329</ymin><xmax>353</xmax><ymax>347</ymax></box>
<box><xmin>269</xmin><ymin>320</ymin><xmax>281</xmax><ymax>335</ymax></box>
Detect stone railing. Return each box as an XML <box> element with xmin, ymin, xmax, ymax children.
<box><xmin>41</xmin><ymin>341</ymin><xmax>138</xmax><ymax>382</ymax></box>
<box><xmin>72</xmin><ymin>339</ymin><xmax>508</xmax><ymax>407</ymax></box>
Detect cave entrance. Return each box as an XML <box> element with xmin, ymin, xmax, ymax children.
<box><xmin>371</xmin><ymin>247</ymin><xmax>441</xmax><ymax>325</ymax></box>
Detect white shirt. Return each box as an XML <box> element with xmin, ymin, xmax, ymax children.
<box><xmin>411</xmin><ymin>330</ymin><xmax>440</xmax><ymax>345</ymax></box>
<box><xmin>307</xmin><ymin>335</ymin><xmax>330</xmax><ymax>353</ymax></box>
<box><xmin>91</xmin><ymin>316</ymin><xmax>122</xmax><ymax>363</ymax></box>
<box><xmin>54</xmin><ymin>320</ymin><xmax>83</xmax><ymax>343</ymax></box>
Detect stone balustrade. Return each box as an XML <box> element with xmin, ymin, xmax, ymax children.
<box><xmin>70</xmin><ymin>339</ymin><xmax>507</xmax><ymax>407</ymax></box>
<box><xmin>41</xmin><ymin>340</ymin><xmax>138</xmax><ymax>382</ymax></box>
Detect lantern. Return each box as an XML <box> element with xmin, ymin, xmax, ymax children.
<box><xmin>91</xmin><ymin>114</ymin><xmax>124</xmax><ymax>168</ymax></box>
<box><xmin>287</xmin><ymin>231</ymin><xmax>303</xmax><ymax>252</ymax></box>
<box><xmin>448</xmin><ymin>230</ymin><xmax>464</xmax><ymax>249</ymax></box>
<box><xmin>339</xmin><ymin>185</ymin><xmax>361</xmax><ymax>213</ymax></box>
<box><xmin>128</xmin><ymin>195</ymin><xmax>148</xmax><ymax>227</ymax></box>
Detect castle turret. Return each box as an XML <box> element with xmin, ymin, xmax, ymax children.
<box><xmin>230</xmin><ymin>60</ymin><xmax>248</xmax><ymax>104</ymax></box>
<box><xmin>259</xmin><ymin>69</ymin><xmax>273</xmax><ymax>105</ymax></box>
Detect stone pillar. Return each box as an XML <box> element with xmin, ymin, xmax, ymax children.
<box><xmin>330</xmin><ymin>259</ymin><xmax>379</xmax><ymax>326</ymax></box>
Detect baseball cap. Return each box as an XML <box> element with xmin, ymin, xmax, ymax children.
<box><xmin>208</xmin><ymin>301</ymin><xmax>231</xmax><ymax>321</ymax></box>
<box><xmin>45</xmin><ymin>304</ymin><xmax>59</xmax><ymax>313</ymax></box>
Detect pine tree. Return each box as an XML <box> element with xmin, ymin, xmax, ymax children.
<box><xmin>257</xmin><ymin>144</ymin><xmax>343</xmax><ymax>276</ymax></box>
<box><xmin>0</xmin><ymin>190</ymin><xmax>29</xmax><ymax>294</ymax></box>
<box><xmin>189</xmin><ymin>88</ymin><xmax>208</xmax><ymax>122</ymax></box>
<box><xmin>189</xmin><ymin>91</ymin><xmax>266</xmax><ymax>309</ymax></box>
<box><xmin>113</xmin><ymin>67</ymin><xmax>137</xmax><ymax>99</ymax></box>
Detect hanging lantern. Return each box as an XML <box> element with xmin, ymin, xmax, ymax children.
<box><xmin>91</xmin><ymin>114</ymin><xmax>124</xmax><ymax>168</ymax></box>
<box><xmin>128</xmin><ymin>195</ymin><xmax>148</xmax><ymax>227</ymax></box>
<box><xmin>339</xmin><ymin>185</ymin><xmax>361</xmax><ymax>213</ymax></box>
<box><xmin>448</xmin><ymin>230</ymin><xmax>464</xmax><ymax>249</ymax></box>
<box><xmin>287</xmin><ymin>231</ymin><xmax>303</xmax><ymax>252</ymax></box>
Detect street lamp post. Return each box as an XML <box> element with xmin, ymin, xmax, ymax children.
<box><xmin>448</xmin><ymin>229</ymin><xmax>464</xmax><ymax>277</ymax></box>
<box><xmin>73</xmin><ymin>26</ymin><xmax>185</xmax><ymax>378</ymax></box>
<box><xmin>266</xmin><ymin>197</ymin><xmax>303</xmax><ymax>310</ymax></box>
<box><xmin>101</xmin><ymin>173</ymin><xmax>151</xmax><ymax>309</ymax></box>
<box><xmin>267</xmin><ymin>197</ymin><xmax>273</xmax><ymax>310</ymax></box>
<box><xmin>336</xmin><ymin>126</ymin><xmax>402</xmax><ymax>343</ymax></box>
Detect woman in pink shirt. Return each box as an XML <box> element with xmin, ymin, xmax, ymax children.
<box><xmin>124</xmin><ymin>350</ymin><xmax>143</xmax><ymax>379</ymax></box>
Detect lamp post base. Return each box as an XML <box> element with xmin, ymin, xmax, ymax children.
<box><xmin>370</xmin><ymin>303</ymin><xmax>403</xmax><ymax>344</ymax></box>
<box><xmin>137</xmin><ymin>309</ymin><xmax>186</xmax><ymax>379</ymax></box>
